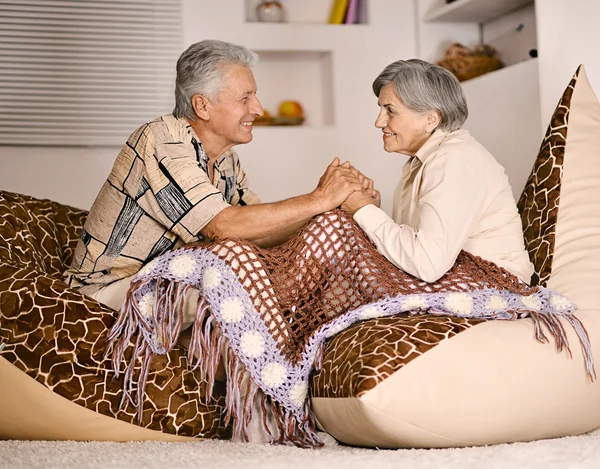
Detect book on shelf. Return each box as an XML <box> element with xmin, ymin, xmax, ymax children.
<box><xmin>356</xmin><ymin>0</ymin><xmax>367</xmax><ymax>24</ymax></box>
<box><xmin>328</xmin><ymin>0</ymin><xmax>349</xmax><ymax>24</ymax></box>
<box><xmin>344</xmin><ymin>0</ymin><xmax>359</xmax><ymax>24</ymax></box>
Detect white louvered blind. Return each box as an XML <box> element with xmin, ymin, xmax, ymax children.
<box><xmin>0</xmin><ymin>0</ymin><xmax>183</xmax><ymax>146</ymax></box>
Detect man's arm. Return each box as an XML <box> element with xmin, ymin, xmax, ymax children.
<box><xmin>201</xmin><ymin>157</ymin><xmax>362</xmax><ymax>243</ymax></box>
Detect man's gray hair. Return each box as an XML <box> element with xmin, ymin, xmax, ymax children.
<box><xmin>372</xmin><ymin>59</ymin><xmax>468</xmax><ymax>131</ymax></box>
<box><xmin>173</xmin><ymin>39</ymin><xmax>258</xmax><ymax>120</ymax></box>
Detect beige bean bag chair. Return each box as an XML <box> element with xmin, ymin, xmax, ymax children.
<box><xmin>310</xmin><ymin>65</ymin><xmax>600</xmax><ymax>448</ymax></box>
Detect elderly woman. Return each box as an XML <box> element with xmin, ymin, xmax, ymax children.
<box><xmin>342</xmin><ymin>59</ymin><xmax>534</xmax><ymax>284</ymax></box>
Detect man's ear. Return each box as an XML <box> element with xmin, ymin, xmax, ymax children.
<box><xmin>192</xmin><ymin>94</ymin><xmax>210</xmax><ymax>120</ymax></box>
<box><xmin>425</xmin><ymin>110</ymin><xmax>441</xmax><ymax>133</ymax></box>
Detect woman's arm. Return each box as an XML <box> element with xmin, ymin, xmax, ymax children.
<box><xmin>349</xmin><ymin>153</ymin><xmax>487</xmax><ymax>282</ymax></box>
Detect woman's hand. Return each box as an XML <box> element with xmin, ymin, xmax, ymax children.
<box><xmin>341</xmin><ymin>189</ymin><xmax>381</xmax><ymax>216</ymax></box>
<box><xmin>338</xmin><ymin>161</ymin><xmax>381</xmax><ymax>215</ymax></box>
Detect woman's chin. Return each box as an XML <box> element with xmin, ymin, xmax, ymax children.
<box><xmin>382</xmin><ymin>142</ymin><xmax>398</xmax><ymax>153</ymax></box>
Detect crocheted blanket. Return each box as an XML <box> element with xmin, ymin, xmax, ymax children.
<box><xmin>107</xmin><ymin>211</ymin><xmax>595</xmax><ymax>447</ymax></box>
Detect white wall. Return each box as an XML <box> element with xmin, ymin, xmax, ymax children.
<box><xmin>0</xmin><ymin>0</ymin><xmax>416</xmax><ymax>214</ymax></box>
<box><xmin>2</xmin><ymin>0</ymin><xmax>571</xmax><ymax>213</ymax></box>
<box><xmin>536</xmin><ymin>0</ymin><xmax>600</xmax><ymax>131</ymax></box>
<box><xmin>0</xmin><ymin>146</ymin><xmax>118</xmax><ymax>210</ymax></box>
<box><xmin>462</xmin><ymin>59</ymin><xmax>541</xmax><ymax>197</ymax></box>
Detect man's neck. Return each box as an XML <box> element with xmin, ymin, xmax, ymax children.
<box><xmin>188</xmin><ymin>118</ymin><xmax>232</xmax><ymax>164</ymax></box>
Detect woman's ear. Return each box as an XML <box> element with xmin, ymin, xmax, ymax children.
<box><xmin>425</xmin><ymin>110</ymin><xmax>441</xmax><ymax>133</ymax></box>
<box><xmin>192</xmin><ymin>94</ymin><xmax>210</xmax><ymax>120</ymax></box>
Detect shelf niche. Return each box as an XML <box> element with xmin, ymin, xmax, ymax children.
<box><xmin>245</xmin><ymin>0</ymin><xmax>369</xmax><ymax>25</ymax></box>
<box><xmin>253</xmin><ymin>50</ymin><xmax>334</xmax><ymax>127</ymax></box>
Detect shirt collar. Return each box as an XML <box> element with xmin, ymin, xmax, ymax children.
<box><xmin>174</xmin><ymin>114</ymin><xmax>230</xmax><ymax>165</ymax></box>
<box><xmin>414</xmin><ymin>129</ymin><xmax>450</xmax><ymax>165</ymax></box>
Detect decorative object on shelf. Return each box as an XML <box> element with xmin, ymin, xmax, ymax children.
<box><xmin>344</xmin><ymin>0</ymin><xmax>359</xmax><ymax>24</ymax></box>
<box><xmin>255</xmin><ymin>1</ymin><xmax>284</xmax><ymax>23</ymax></box>
<box><xmin>329</xmin><ymin>0</ymin><xmax>367</xmax><ymax>24</ymax></box>
<box><xmin>273</xmin><ymin>100</ymin><xmax>304</xmax><ymax>125</ymax></box>
<box><xmin>329</xmin><ymin>0</ymin><xmax>349</xmax><ymax>24</ymax></box>
<box><xmin>278</xmin><ymin>100</ymin><xmax>303</xmax><ymax>118</ymax></box>
<box><xmin>254</xmin><ymin>101</ymin><xmax>305</xmax><ymax>126</ymax></box>
<box><xmin>253</xmin><ymin>109</ymin><xmax>273</xmax><ymax>126</ymax></box>
<box><xmin>437</xmin><ymin>43</ymin><xmax>503</xmax><ymax>82</ymax></box>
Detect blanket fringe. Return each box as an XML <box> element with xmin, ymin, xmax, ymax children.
<box><xmin>105</xmin><ymin>278</ymin><xmax>189</xmax><ymax>420</ymax></box>
<box><xmin>525</xmin><ymin>310</ymin><xmax>596</xmax><ymax>381</ymax></box>
<box><xmin>155</xmin><ymin>289</ymin><xmax>325</xmax><ymax>447</ymax></box>
<box><xmin>218</xmin><ymin>345</ymin><xmax>323</xmax><ymax>447</ymax></box>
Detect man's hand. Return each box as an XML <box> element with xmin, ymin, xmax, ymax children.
<box><xmin>311</xmin><ymin>157</ymin><xmax>363</xmax><ymax>211</ymax></box>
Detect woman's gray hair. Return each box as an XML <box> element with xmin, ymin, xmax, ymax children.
<box><xmin>173</xmin><ymin>40</ymin><xmax>258</xmax><ymax>120</ymax></box>
<box><xmin>372</xmin><ymin>59</ymin><xmax>468</xmax><ymax>131</ymax></box>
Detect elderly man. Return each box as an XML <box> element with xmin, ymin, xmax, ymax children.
<box><xmin>64</xmin><ymin>39</ymin><xmax>372</xmax><ymax>314</ymax></box>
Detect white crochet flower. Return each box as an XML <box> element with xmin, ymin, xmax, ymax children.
<box><xmin>168</xmin><ymin>254</ymin><xmax>197</xmax><ymax>278</ymax></box>
<box><xmin>444</xmin><ymin>292</ymin><xmax>473</xmax><ymax>315</ymax></box>
<box><xmin>289</xmin><ymin>381</ymin><xmax>308</xmax><ymax>407</ymax></box>
<box><xmin>202</xmin><ymin>267</ymin><xmax>222</xmax><ymax>290</ymax></box>
<box><xmin>262</xmin><ymin>362</ymin><xmax>287</xmax><ymax>388</ymax></box>
<box><xmin>486</xmin><ymin>295</ymin><xmax>508</xmax><ymax>310</ymax></box>
<box><xmin>550</xmin><ymin>295</ymin><xmax>572</xmax><ymax>311</ymax></box>
<box><xmin>402</xmin><ymin>296</ymin><xmax>428</xmax><ymax>311</ymax></box>
<box><xmin>359</xmin><ymin>306</ymin><xmax>383</xmax><ymax>320</ymax></box>
<box><xmin>240</xmin><ymin>331</ymin><xmax>265</xmax><ymax>358</ymax></box>
<box><xmin>138</xmin><ymin>259</ymin><xmax>159</xmax><ymax>277</ymax></box>
<box><xmin>521</xmin><ymin>294</ymin><xmax>541</xmax><ymax>311</ymax></box>
<box><xmin>220</xmin><ymin>297</ymin><xmax>244</xmax><ymax>323</ymax></box>
<box><xmin>138</xmin><ymin>292</ymin><xmax>155</xmax><ymax>318</ymax></box>
<box><xmin>325</xmin><ymin>322</ymin><xmax>347</xmax><ymax>338</ymax></box>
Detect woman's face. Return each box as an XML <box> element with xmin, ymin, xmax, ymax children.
<box><xmin>374</xmin><ymin>84</ymin><xmax>436</xmax><ymax>156</ymax></box>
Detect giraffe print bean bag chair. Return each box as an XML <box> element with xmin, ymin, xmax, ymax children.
<box><xmin>310</xmin><ymin>65</ymin><xmax>600</xmax><ymax>448</ymax></box>
<box><xmin>0</xmin><ymin>191</ymin><xmax>230</xmax><ymax>441</ymax></box>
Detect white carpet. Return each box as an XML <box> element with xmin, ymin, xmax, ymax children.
<box><xmin>2</xmin><ymin>430</ymin><xmax>600</xmax><ymax>469</ymax></box>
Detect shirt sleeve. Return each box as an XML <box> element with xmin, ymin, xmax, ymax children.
<box><xmin>231</xmin><ymin>151</ymin><xmax>261</xmax><ymax>206</ymax></box>
<box><xmin>353</xmin><ymin>152</ymin><xmax>487</xmax><ymax>282</ymax></box>
<box><xmin>140</xmin><ymin>127</ymin><xmax>231</xmax><ymax>243</ymax></box>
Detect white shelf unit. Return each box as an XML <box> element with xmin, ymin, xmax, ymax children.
<box><xmin>424</xmin><ymin>0</ymin><xmax>533</xmax><ymax>23</ymax></box>
<box><xmin>231</xmin><ymin>22</ymin><xmax>373</xmax><ymax>127</ymax></box>
<box><xmin>420</xmin><ymin>0</ymin><xmax>537</xmax><ymax>71</ymax></box>
<box><xmin>244</xmin><ymin>0</ymin><xmax>369</xmax><ymax>25</ymax></box>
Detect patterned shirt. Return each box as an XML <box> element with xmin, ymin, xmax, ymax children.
<box><xmin>65</xmin><ymin>114</ymin><xmax>260</xmax><ymax>294</ymax></box>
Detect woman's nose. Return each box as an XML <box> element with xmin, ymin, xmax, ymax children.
<box><xmin>374</xmin><ymin>111</ymin><xmax>386</xmax><ymax>128</ymax></box>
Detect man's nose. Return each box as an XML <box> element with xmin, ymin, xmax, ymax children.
<box><xmin>250</xmin><ymin>95</ymin><xmax>264</xmax><ymax>117</ymax></box>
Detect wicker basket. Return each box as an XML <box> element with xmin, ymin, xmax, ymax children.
<box><xmin>437</xmin><ymin>43</ymin><xmax>503</xmax><ymax>82</ymax></box>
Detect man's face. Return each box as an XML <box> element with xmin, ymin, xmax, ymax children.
<box><xmin>205</xmin><ymin>64</ymin><xmax>264</xmax><ymax>149</ymax></box>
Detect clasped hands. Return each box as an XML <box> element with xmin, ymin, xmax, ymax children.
<box><xmin>313</xmin><ymin>157</ymin><xmax>381</xmax><ymax>217</ymax></box>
